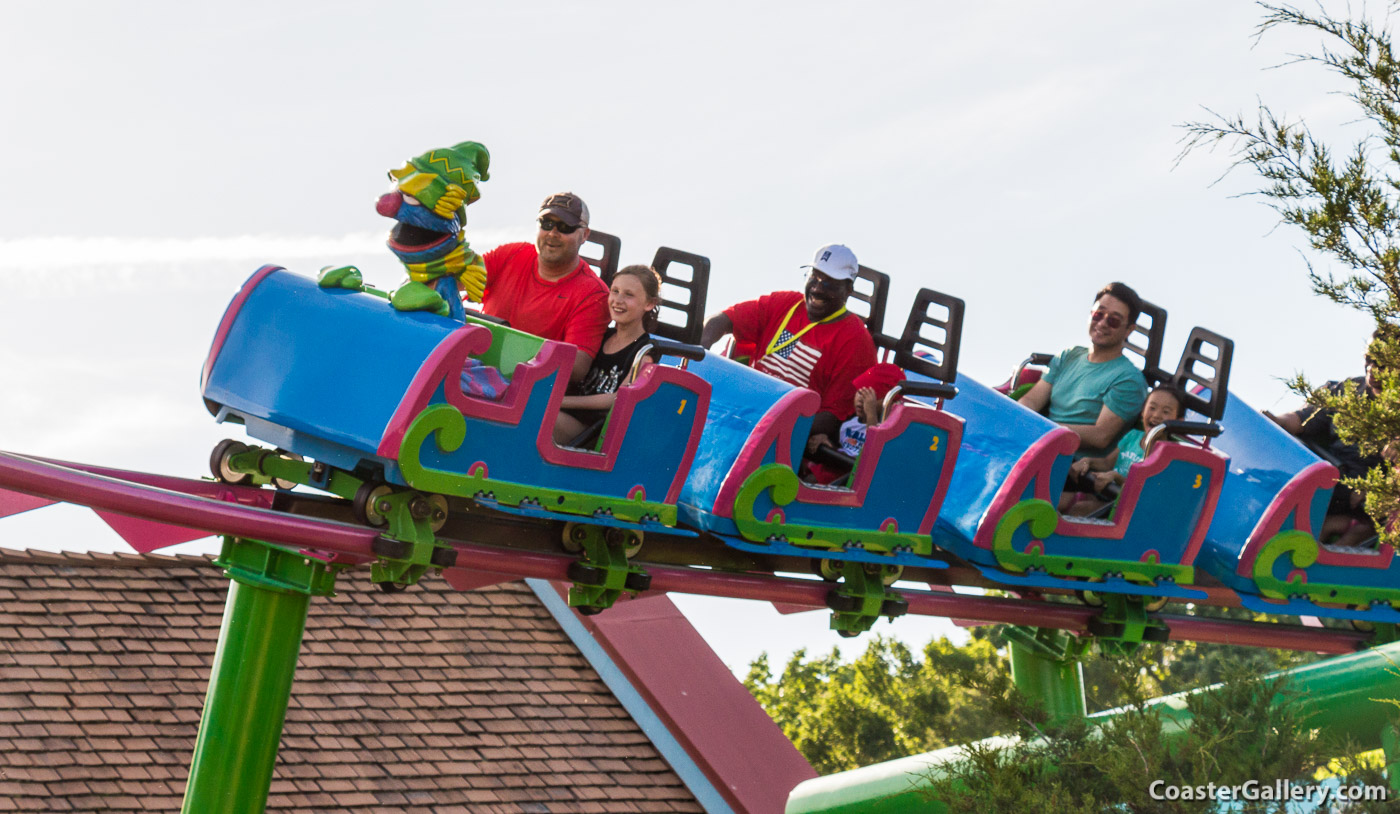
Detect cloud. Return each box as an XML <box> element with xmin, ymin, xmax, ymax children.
<box><xmin>0</xmin><ymin>229</ymin><xmax>524</xmax><ymax>294</ymax></box>
<box><xmin>0</xmin><ymin>231</ymin><xmax>384</xmax><ymax>267</ymax></box>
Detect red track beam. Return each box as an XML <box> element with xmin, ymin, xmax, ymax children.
<box><xmin>1161</xmin><ymin>612</ymin><xmax>1367</xmax><ymax>652</ymax></box>
<box><xmin>30</xmin><ymin>455</ymin><xmax>275</xmax><ymax>502</ymax></box>
<box><xmin>0</xmin><ymin>451</ymin><xmax>1372</xmax><ymax>654</ymax></box>
<box><xmin>444</xmin><ymin>548</ymin><xmax>1368</xmax><ymax>654</ymax></box>
<box><xmin>0</xmin><ymin>452</ymin><xmax>379</xmax><ymax>556</ymax></box>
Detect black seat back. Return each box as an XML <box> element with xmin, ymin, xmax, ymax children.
<box><xmin>580</xmin><ymin>229</ymin><xmax>621</xmax><ymax>282</ymax></box>
<box><xmin>1162</xmin><ymin>327</ymin><xmax>1234</xmax><ymax>423</ymax></box>
<box><xmin>890</xmin><ymin>288</ymin><xmax>965</xmax><ymax>384</ymax></box>
<box><xmin>586</xmin><ymin>238</ymin><xmax>709</xmax><ymax>345</ymax></box>
<box><xmin>845</xmin><ymin>265</ymin><xmax>890</xmax><ymax>337</ymax></box>
<box><xmin>647</xmin><ymin>247</ymin><xmax>711</xmax><ymax>345</ymax></box>
<box><xmin>1126</xmin><ymin>298</ymin><xmax>1168</xmax><ymax>377</ymax></box>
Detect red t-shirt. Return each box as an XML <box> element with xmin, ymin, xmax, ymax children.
<box><xmin>726</xmin><ymin>291</ymin><xmax>876</xmax><ymax>420</ymax></box>
<box><xmin>480</xmin><ymin>243</ymin><xmax>609</xmax><ymax>357</ymax></box>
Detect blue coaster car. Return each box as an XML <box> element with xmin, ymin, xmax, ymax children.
<box><xmin>201</xmin><ymin>266</ymin><xmax>711</xmax><ymax>527</ymax></box>
<box><xmin>934</xmin><ymin>324</ymin><xmax>1234</xmax><ymax>601</ymax></box>
<box><xmin>677</xmin><ymin>288</ymin><xmax>965</xmax><ymax>569</ymax></box>
<box><xmin>1200</xmin><ymin>391</ymin><xmax>1400</xmax><ymax>623</ymax></box>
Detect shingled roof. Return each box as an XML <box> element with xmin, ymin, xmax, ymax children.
<box><xmin>0</xmin><ymin>548</ymin><xmax>708</xmax><ymax>813</ymax></box>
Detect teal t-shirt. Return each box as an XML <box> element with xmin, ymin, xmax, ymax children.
<box><xmin>1043</xmin><ymin>346</ymin><xmax>1147</xmax><ymax>456</ymax></box>
<box><xmin>1114</xmin><ymin>428</ymin><xmax>1146</xmax><ymax>477</ymax></box>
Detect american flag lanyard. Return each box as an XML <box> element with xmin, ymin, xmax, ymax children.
<box><xmin>764</xmin><ymin>301</ymin><xmax>848</xmax><ymax>357</ymax></box>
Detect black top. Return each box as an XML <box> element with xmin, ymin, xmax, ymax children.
<box><xmin>1297</xmin><ymin>377</ymin><xmax>1383</xmax><ymax>478</ymax></box>
<box><xmin>576</xmin><ymin>328</ymin><xmax>652</xmax><ymax>397</ymax></box>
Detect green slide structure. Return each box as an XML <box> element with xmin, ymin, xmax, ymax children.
<box><xmin>785</xmin><ymin>639</ymin><xmax>1400</xmax><ymax>814</ymax></box>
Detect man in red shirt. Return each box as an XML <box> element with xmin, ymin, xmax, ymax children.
<box><xmin>478</xmin><ymin>192</ymin><xmax>609</xmax><ymax>381</ymax></box>
<box><xmin>701</xmin><ymin>243</ymin><xmax>877</xmax><ymax>450</ymax></box>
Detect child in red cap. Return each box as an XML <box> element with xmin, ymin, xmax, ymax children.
<box><xmin>807</xmin><ymin>362</ymin><xmax>905</xmax><ymax>484</ymax></box>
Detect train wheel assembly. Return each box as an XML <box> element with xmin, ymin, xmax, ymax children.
<box><xmin>353</xmin><ymin>483</ymin><xmax>395</xmax><ymax>527</ymax></box>
<box><xmin>209</xmin><ymin>439</ymin><xmax>253</xmax><ymax>485</ymax></box>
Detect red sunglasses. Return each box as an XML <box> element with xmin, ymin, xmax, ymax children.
<box><xmin>1089</xmin><ymin>309</ymin><xmax>1126</xmax><ymax>330</ymax></box>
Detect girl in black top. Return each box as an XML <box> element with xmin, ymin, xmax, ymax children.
<box><xmin>552</xmin><ymin>265</ymin><xmax>662</xmax><ymax>445</ymax></box>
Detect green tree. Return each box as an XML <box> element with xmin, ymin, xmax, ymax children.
<box><xmin>744</xmin><ymin>633</ymin><xmax>1006</xmax><ymax>773</ymax></box>
<box><xmin>924</xmin><ymin>664</ymin><xmax>1392</xmax><ymax>813</ymax></box>
<box><xmin>1079</xmin><ymin>604</ymin><xmax>1321</xmax><ymax>707</ymax></box>
<box><xmin>1182</xmin><ymin>2</ymin><xmax>1400</xmax><ymax>542</ymax></box>
<box><xmin>746</xmin><ymin>619</ymin><xmax>1319</xmax><ymax>774</ymax></box>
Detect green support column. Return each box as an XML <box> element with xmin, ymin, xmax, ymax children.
<box><xmin>182</xmin><ymin>538</ymin><xmax>339</xmax><ymax>814</ymax></box>
<box><xmin>1006</xmin><ymin>628</ymin><xmax>1086</xmax><ymax>724</ymax></box>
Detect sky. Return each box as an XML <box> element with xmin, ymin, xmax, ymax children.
<box><xmin>0</xmin><ymin>2</ymin><xmax>1387</xmax><ymax>675</ymax></box>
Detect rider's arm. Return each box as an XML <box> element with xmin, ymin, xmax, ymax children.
<box><xmin>561</xmin><ymin>286</ymin><xmax>609</xmax><ymax>382</ymax></box>
<box><xmin>1081</xmin><ymin>449</ymin><xmax>1120</xmax><ymax>473</ymax></box>
<box><xmin>807</xmin><ymin>411</ymin><xmax>842</xmax><ymax>453</ymax></box>
<box><xmin>1018</xmin><ymin>379</ymin><xmax>1052</xmax><ymax>413</ymax></box>
<box><xmin>570</xmin><ymin>350</ymin><xmax>594</xmax><ymax>382</ymax></box>
<box><xmin>1263</xmin><ymin>409</ymin><xmax>1304</xmax><ymax>435</ymax></box>
<box><xmin>1066</xmin><ymin>406</ymin><xmax>1130</xmax><ymax>452</ymax></box>
<box><xmin>560</xmin><ymin>390</ymin><xmax>614</xmax><ymax>412</ymax></box>
<box><xmin>701</xmin><ymin>313</ymin><xmax>734</xmax><ymax>348</ymax></box>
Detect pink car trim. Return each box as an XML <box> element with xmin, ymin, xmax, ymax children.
<box><xmin>713</xmin><ymin>390</ymin><xmax>818</xmax><ymax>519</ymax></box>
<box><xmin>201</xmin><ymin>265</ymin><xmax>280</xmax><ymax>394</ymax></box>
<box><xmin>531</xmin><ymin>363</ymin><xmax>711</xmax><ymax>504</ymax></box>
<box><xmin>712</xmin><ymin>390</ymin><xmax>963</xmax><ymax>533</ymax></box>
<box><xmin>1236</xmin><ymin>461</ymin><xmax>1394</xmax><ymax>576</ymax></box>
<box><xmin>378</xmin><ymin>329</ymin><xmax>710</xmax><ymax>501</ymax></box>
<box><xmin>377</xmin><ymin>324</ymin><xmax>503</xmax><ymax>457</ymax></box>
<box><xmin>973</xmin><ymin>427</ymin><xmax>1225</xmax><ymax>568</ymax></box>
<box><xmin>972</xmin><ymin>428</ymin><xmax>1079</xmax><ymax>550</ymax></box>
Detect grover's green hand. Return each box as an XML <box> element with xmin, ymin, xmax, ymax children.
<box><xmin>317</xmin><ymin>265</ymin><xmax>364</xmax><ymax>290</ymax></box>
<box><xmin>390</xmin><ymin>281</ymin><xmax>450</xmax><ymax>316</ymax></box>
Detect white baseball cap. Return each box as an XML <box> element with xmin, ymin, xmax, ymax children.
<box><xmin>799</xmin><ymin>243</ymin><xmax>859</xmax><ymax>282</ymax></box>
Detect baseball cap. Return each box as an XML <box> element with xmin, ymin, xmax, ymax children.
<box><xmin>800</xmin><ymin>243</ymin><xmax>859</xmax><ymax>282</ymax></box>
<box><xmin>852</xmin><ymin>363</ymin><xmax>905</xmax><ymax>400</ymax></box>
<box><xmin>538</xmin><ymin>192</ymin><xmax>590</xmax><ymax>228</ymax></box>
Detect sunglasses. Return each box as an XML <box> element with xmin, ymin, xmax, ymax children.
<box><xmin>1089</xmin><ymin>309</ymin><xmax>1126</xmax><ymax>330</ymax></box>
<box><xmin>538</xmin><ymin>219</ymin><xmax>582</xmax><ymax>234</ymax></box>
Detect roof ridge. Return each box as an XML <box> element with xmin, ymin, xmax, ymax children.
<box><xmin>0</xmin><ymin>547</ymin><xmax>216</xmax><ymax>569</ymax></box>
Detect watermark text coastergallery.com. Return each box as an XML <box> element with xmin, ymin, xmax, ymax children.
<box><xmin>1148</xmin><ymin>779</ymin><xmax>1388</xmax><ymax>804</ymax></box>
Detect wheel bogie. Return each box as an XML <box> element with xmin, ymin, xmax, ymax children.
<box><xmin>353</xmin><ymin>483</ymin><xmax>395</xmax><ymax>528</ymax></box>
<box><xmin>210</xmin><ymin>439</ymin><xmax>253</xmax><ymax>485</ymax></box>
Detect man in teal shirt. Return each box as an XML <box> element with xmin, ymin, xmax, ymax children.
<box><xmin>1018</xmin><ymin>282</ymin><xmax>1148</xmax><ymax>457</ymax></box>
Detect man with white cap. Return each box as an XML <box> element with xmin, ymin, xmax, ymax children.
<box><xmin>701</xmin><ymin>243</ymin><xmax>877</xmax><ymax>448</ymax></box>
<box><xmin>478</xmin><ymin>191</ymin><xmax>609</xmax><ymax>381</ymax></box>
